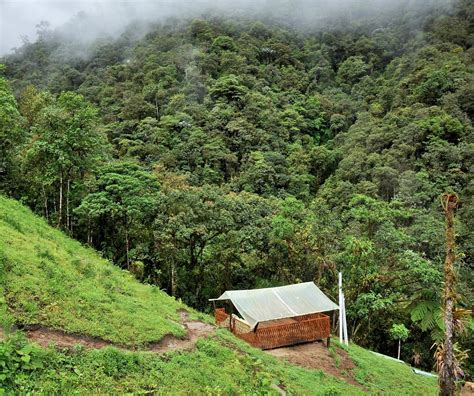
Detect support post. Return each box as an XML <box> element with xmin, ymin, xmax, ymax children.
<box><xmin>342</xmin><ymin>293</ymin><xmax>348</xmax><ymax>346</ymax></box>
<box><xmin>339</xmin><ymin>272</ymin><xmax>343</xmax><ymax>344</ymax></box>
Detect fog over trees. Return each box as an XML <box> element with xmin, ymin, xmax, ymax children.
<box><xmin>1</xmin><ymin>0</ymin><xmax>452</xmax><ymax>54</ymax></box>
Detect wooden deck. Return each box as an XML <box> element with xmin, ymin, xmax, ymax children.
<box><xmin>214</xmin><ymin>308</ymin><xmax>331</xmax><ymax>349</ymax></box>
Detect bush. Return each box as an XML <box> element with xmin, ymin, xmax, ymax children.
<box><xmin>0</xmin><ymin>333</ymin><xmax>44</xmax><ymax>388</ymax></box>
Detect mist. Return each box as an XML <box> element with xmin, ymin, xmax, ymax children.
<box><xmin>0</xmin><ymin>0</ymin><xmax>452</xmax><ymax>56</ymax></box>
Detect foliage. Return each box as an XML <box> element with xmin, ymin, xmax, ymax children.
<box><xmin>0</xmin><ymin>66</ymin><xmax>23</xmax><ymax>194</ymax></box>
<box><xmin>152</xmin><ymin>184</ymin><xmax>273</xmax><ymax>305</ymax></box>
<box><xmin>75</xmin><ymin>162</ymin><xmax>160</xmax><ymax>268</ymax></box>
<box><xmin>0</xmin><ymin>333</ymin><xmax>44</xmax><ymax>388</ymax></box>
<box><xmin>20</xmin><ymin>89</ymin><xmax>109</xmax><ymax>229</ymax></box>
<box><xmin>389</xmin><ymin>323</ymin><xmax>410</xmax><ymax>342</ymax></box>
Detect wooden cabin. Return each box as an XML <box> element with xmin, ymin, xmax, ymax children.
<box><xmin>210</xmin><ymin>282</ymin><xmax>338</xmax><ymax>350</ymax></box>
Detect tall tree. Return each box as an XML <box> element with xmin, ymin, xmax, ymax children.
<box><xmin>24</xmin><ymin>92</ymin><xmax>107</xmax><ymax>229</ymax></box>
<box><xmin>438</xmin><ymin>193</ymin><xmax>458</xmax><ymax>396</ymax></box>
<box><xmin>75</xmin><ymin>162</ymin><xmax>160</xmax><ymax>269</ymax></box>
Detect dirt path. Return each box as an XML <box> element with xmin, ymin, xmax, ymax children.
<box><xmin>267</xmin><ymin>341</ymin><xmax>361</xmax><ymax>387</ymax></box>
<box><xmin>23</xmin><ymin>310</ymin><xmax>215</xmax><ymax>353</ymax></box>
<box><xmin>149</xmin><ymin>310</ymin><xmax>215</xmax><ymax>352</ymax></box>
<box><xmin>8</xmin><ymin>320</ymin><xmax>365</xmax><ymax>389</ymax></box>
<box><xmin>27</xmin><ymin>327</ymin><xmax>112</xmax><ymax>350</ymax></box>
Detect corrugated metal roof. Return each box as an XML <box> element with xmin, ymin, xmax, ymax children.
<box><xmin>210</xmin><ymin>282</ymin><xmax>338</xmax><ymax>329</ymax></box>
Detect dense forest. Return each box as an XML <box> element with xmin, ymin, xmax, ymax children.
<box><xmin>1</xmin><ymin>0</ymin><xmax>472</xmax><ymax>376</ymax></box>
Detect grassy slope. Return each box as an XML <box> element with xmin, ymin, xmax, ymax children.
<box><xmin>4</xmin><ymin>332</ymin><xmax>358</xmax><ymax>395</ymax></box>
<box><xmin>0</xmin><ymin>195</ymin><xmax>437</xmax><ymax>394</ymax></box>
<box><xmin>3</xmin><ymin>331</ymin><xmax>437</xmax><ymax>395</ymax></box>
<box><xmin>347</xmin><ymin>343</ymin><xmax>436</xmax><ymax>395</ymax></box>
<box><xmin>0</xmin><ymin>195</ymin><xmax>187</xmax><ymax>346</ymax></box>
<box><xmin>0</xmin><ymin>330</ymin><xmax>437</xmax><ymax>396</ymax></box>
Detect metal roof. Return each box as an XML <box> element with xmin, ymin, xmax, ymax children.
<box><xmin>210</xmin><ymin>282</ymin><xmax>338</xmax><ymax>329</ymax></box>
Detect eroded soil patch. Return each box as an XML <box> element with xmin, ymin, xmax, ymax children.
<box><xmin>17</xmin><ymin>310</ymin><xmax>215</xmax><ymax>353</ymax></box>
<box><xmin>150</xmin><ymin>310</ymin><xmax>214</xmax><ymax>352</ymax></box>
<box><xmin>267</xmin><ymin>341</ymin><xmax>361</xmax><ymax>387</ymax></box>
<box><xmin>26</xmin><ymin>327</ymin><xmax>111</xmax><ymax>350</ymax></box>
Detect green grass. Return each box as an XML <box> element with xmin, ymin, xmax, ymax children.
<box><xmin>1</xmin><ymin>330</ymin><xmax>438</xmax><ymax>395</ymax></box>
<box><xmin>0</xmin><ymin>195</ymin><xmax>187</xmax><ymax>346</ymax></box>
<box><xmin>346</xmin><ymin>343</ymin><xmax>437</xmax><ymax>395</ymax></box>
<box><xmin>2</xmin><ymin>330</ymin><xmax>364</xmax><ymax>395</ymax></box>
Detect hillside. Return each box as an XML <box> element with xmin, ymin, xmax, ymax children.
<box><xmin>0</xmin><ymin>194</ymin><xmax>189</xmax><ymax>346</ymax></box>
<box><xmin>0</xmin><ymin>195</ymin><xmax>438</xmax><ymax>394</ymax></box>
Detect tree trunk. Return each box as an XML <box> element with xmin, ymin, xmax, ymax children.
<box><xmin>87</xmin><ymin>217</ymin><xmax>92</xmax><ymax>245</ymax></box>
<box><xmin>189</xmin><ymin>238</ymin><xmax>197</xmax><ymax>270</ymax></box>
<box><xmin>439</xmin><ymin>193</ymin><xmax>458</xmax><ymax>396</ymax></box>
<box><xmin>125</xmin><ymin>229</ymin><xmax>130</xmax><ymax>269</ymax></box>
<box><xmin>66</xmin><ymin>177</ymin><xmax>70</xmax><ymax>233</ymax></box>
<box><xmin>398</xmin><ymin>340</ymin><xmax>401</xmax><ymax>360</ymax></box>
<box><xmin>57</xmin><ymin>171</ymin><xmax>63</xmax><ymax>228</ymax></box>
<box><xmin>171</xmin><ymin>261</ymin><xmax>177</xmax><ymax>297</ymax></box>
<box><xmin>42</xmin><ymin>185</ymin><xmax>49</xmax><ymax>220</ymax></box>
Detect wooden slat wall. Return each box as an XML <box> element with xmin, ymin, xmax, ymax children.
<box><xmin>214</xmin><ymin>309</ymin><xmax>331</xmax><ymax>350</ymax></box>
<box><xmin>215</xmin><ymin>308</ymin><xmax>228</xmax><ymax>324</ymax></box>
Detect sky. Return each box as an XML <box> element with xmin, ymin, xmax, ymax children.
<box><xmin>0</xmin><ymin>0</ymin><xmax>449</xmax><ymax>56</ymax></box>
<box><xmin>1</xmin><ymin>1</ymin><xmax>86</xmax><ymax>54</ymax></box>
<box><xmin>0</xmin><ymin>0</ymin><xmax>257</xmax><ymax>54</ymax></box>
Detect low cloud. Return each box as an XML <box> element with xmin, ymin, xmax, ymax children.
<box><xmin>0</xmin><ymin>0</ymin><xmax>451</xmax><ymax>55</ymax></box>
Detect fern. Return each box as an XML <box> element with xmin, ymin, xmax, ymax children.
<box><xmin>410</xmin><ymin>301</ymin><xmax>442</xmax><ymax>332</ymax></box>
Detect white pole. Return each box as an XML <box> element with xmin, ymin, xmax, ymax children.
<box><xmin>342</xmin><ymin>293</ymin><xmax>349</xmax><ymax>346</ymax></box>
<box><xmin>338</xmin><ymin>272</ymin><xmax>343</xmax><ymax>344</ymax></box>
